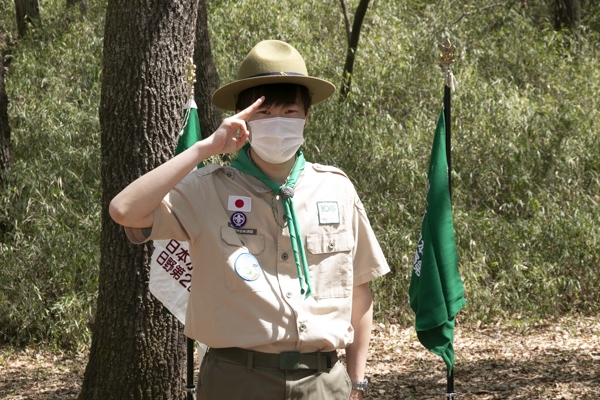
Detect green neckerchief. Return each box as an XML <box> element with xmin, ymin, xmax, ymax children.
<box><xmin>231</xmin><ymin>143</ymin><xmax>313</xmax><ymax>299</ymax></box>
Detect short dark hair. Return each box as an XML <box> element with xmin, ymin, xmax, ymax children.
<box><xmin>235</xmin><ymin>84</ymin><xmax>311</xmax><ymax>113</ymax></box>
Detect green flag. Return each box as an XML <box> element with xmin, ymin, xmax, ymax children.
<box><xmin>409</xmin><ymin>109</ymin><xmax>466</xmax><ymax>374</ymax></box>
<box><xmin>176</xmin><ymin>99</ymin><xmax>204</xmax><ymax>168</ymax></box>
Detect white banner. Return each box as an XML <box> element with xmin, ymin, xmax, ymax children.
<box><xmin>149</xmin><ymin>239</ymin><xmax>193</xmax><ymax>324</ymax></box>
<box><xmin>150</xmin><ymin>238</ymin><xmax>208</xmax><ymax>365</ymax></box>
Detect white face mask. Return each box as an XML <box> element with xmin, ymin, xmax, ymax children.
<box><xmin>248</xmin><ymin>117</ymin><xmax>305</xmax><ymax>164</ymax></box>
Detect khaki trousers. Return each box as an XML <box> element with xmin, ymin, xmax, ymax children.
<box><xmin>197</xmin><ymin>351</ymin><xmax>352</xmax><ymax>400</ymax></box>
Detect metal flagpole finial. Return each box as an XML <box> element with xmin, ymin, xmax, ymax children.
<box><xmin>185</xmin><ymin>57</ymin><xmax>197</xmax><ymax>86</ymax></box>
<box><xmin>185</xmin><ymin>57</ymin><xmax>197</xmax><ymax>99</ymax></box>
<box><xmin>180</xmin><ymin>57</ymin><xmax>197</xmax><ymax>134</ymax></box>
<box><xmin>439</xmin><ymin>38</ymin><xmax>458</xmax><ymax>92</ymax></box>
<box><xmin>439</xmin><ymin>38</ymin><xmax>456</xmax><ymax>68</ymax></box>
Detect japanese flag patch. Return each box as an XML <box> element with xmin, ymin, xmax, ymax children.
<box><xmin>228</xmin><ymin>195</ymin><xmax>252</xmax><ymax>212</ymax></box>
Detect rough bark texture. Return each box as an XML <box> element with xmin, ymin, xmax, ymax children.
<box><xmin>78</xmin><ymin>0</ymin><xmax>199</xmax><ymax>399</ymax></box>
<box><xmin>193</xmin><ymin>0</ymin><xmax>222</xmax><ymax>139</ymax></box>
<box><xmin>14</xmin><ymin>0</ymin><xmax>40</xmax><ymax>37</ymax></box>
<box><xmin>555</xmin><ymin>0</ymin><xmax>581</xmax><ymax>30</ymax></box>
<box><xmin>340</xmin><ymin>0</ymin><xmax>370</xmax><ymax>101</ymax></box>
<box><xmin>0</xmin><ymin>47</ymin><xmax>12</xmax><ymax>184</ymax></box>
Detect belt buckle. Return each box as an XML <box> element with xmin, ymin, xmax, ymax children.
<box><xmin>279</xmin><ymin>352</ymin><xmax>300</xmax><ymax>370</ymax></box>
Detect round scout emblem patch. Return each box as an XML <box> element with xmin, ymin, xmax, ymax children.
<box><xmin>234</xmin><ymin>252</ymin><xmax>261</xmax><ymax>281</ymax></box>
<box><xmin>230</xmin><ymin>211</ymin><xmax>247</xmax><ymax>228</ymax></box>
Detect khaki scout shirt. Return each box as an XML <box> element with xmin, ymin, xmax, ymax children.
<box><xmin>127</xmin><ymin>162</ymin><xmax>390</xmax><ymax>353</ymax></box>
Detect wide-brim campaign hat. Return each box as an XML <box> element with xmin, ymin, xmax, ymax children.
<box><xmin>212</xmin><ymin>40</ymin><xmax>336</xmax><ymax>111</ymax></box>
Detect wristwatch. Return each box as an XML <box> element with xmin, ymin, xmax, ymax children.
<box><xmin>351</xmin><ymin>379</ymin><xmax>369</xmax><ymax>395</ymax></box>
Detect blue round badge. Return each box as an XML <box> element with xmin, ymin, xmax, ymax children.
<box><xmin>230</xmin><ymin>211</ymin><xmax>247</xmax><ymax>228</ymax></box>
<box><xmin>234</xmin><ymin>252</ymin><xmax>261</xmax><ymax>281</ymax></box>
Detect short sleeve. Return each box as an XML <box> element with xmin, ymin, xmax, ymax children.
<box><xmin>123</xmin><ymin>172</ymin><xmax>208</xmax><ymax>245</ymax></box>
<box><xmin>125</xmin><ymin>226</ymin><xmax>153</xmax><ymax>244</ymax></box>
<box><xmin>351</xmin><ymin>192</ymin><xmax>390</xmax><ymax>286</ymax></box>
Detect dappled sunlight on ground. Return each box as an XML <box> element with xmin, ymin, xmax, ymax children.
<box><xmin>1</xmin><ymin>317</ymin><xmax>598</xmax><ymax>399</ymax></box>
<box><xmin>354</xmin><ymin>317</ymin><xmax>600</xmax><ymax>399</ymax></box>
<box><xmin>0</xmin><ymin>347</ymin><xmax>86</xmax><ymax>399</ymax></box>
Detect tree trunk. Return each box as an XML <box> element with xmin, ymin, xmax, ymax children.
<box><xmin>555</xmin><ymin>0</ymin><xmax>581</xmax><ymax>30</ymax></box>
<box><xmin>0</xmin><ymin>46</ymin><xmax>12</xmax><ymax>185</ymax></box>
<box><xmin>340</xmin><ymin>0</ymin><xmax>371</xmax><ymax>101</ymax></box>
<box><xmin>78</xmin><ymin>1</ymin><xmax>199</xmax><ymax>399</ymax></box>
<box><xmin>193</xmin><ymin>0</ymin><xmax>222</xmax><ymax>139</ymax></box>
<box><xmin>14</xmin><ymin>0</ymin><xmax>40</xmax><ymax>37</ymax></box>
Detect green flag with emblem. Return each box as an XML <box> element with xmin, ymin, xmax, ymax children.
<box><xmin>409</xmin><ymin>109</ymin><xmax>466</xmax><ymax>374</ymax></box>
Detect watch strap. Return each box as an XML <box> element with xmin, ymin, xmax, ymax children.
<box><xmin>351</xmin><ymin>378</ymin><xmax>369</xmax><ymax>395</ymax></box>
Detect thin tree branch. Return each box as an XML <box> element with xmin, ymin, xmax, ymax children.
<box><xmin>340</xmin><ymin>0</ymin><xmax>371</xmax><ymax>100</ymax></box>
<box><xmin>340</xmin><ymin>0</ymin><xmax>352</xmax><ymax>45</ymax></box>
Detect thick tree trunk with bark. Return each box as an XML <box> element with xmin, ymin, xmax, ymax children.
<box><xmin>555</xmin><ymin>0</ymin><xmax>581</xmax><ymax>30</ymax></box>
<box><xmin>193</xmin><ymin>0</ymin><xmax>221</xmax><ymax>139</ymax></box>
<box><xmin>14</xmin><ymin>0</ymin><xmax>40</xmax><ymax>37</ymax></box>
<box><xmin>78</xmin><ymin>0</ymin><xmax>199</xmax><ymax>399</ymax></box>
<box><xmin>0</xmin><ymin>47</ymin><xmax>12</xmax><ymax>184</ymax></box>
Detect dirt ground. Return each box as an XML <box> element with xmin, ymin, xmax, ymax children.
<box><xmin>1</xmin><ymin>316</ymin><xmax>598</xmax><ymax>400</ymax></box>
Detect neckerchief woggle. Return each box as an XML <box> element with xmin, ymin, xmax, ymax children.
<box><xmin>231</xmin><ymin>143</ymin><xmax>313</xmax><ymax>299</ymax></box>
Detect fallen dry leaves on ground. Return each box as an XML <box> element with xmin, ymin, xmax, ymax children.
<box><xmin>0</xmin><ymin>347</ymin><xmax>86</xmax><ymax>399</ymax></box>
<box><xmin>1</xmin><ymin>316</ymin><xmax>598</xmax><ymax>399</ymax></box>
<box><xmin>363</xmin><ymin>316</ymin><xmax>600</xmax><ymax>400</ymax></box>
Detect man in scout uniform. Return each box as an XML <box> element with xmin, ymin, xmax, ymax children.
<box><xmin>110</xmin><ymin>40</ymin><xmax>390</xmax><ymax>399</ymax></box>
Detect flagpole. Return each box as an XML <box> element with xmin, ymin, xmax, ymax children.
<box><xmin>439</xmin><ymin>37</ymin><xmax>457</xmax><ymax>400</ymax></box>
<box><xmin>443</xmin><ymin>84</ymin><xmax>451</xmax><ymax>199</ymax></box>
<box><xmin>184</xmin><ymin>57</ymin><xmax>197</xmax><ymax>400</ymax></box>
<box><xmin>439</xmin><ymin>38</ymin><xmax>455</xmax><ymax>200</ymax></box>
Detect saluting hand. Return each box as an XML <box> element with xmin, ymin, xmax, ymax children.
<box><xmin>109</xmin><ymin>96</ymin><xmax>265</xmax><ymax>229</ymax></box>
<box><xmin>205</xmin><ymin>96</ymin><xmax>264</xmax><ymax>156</ymax></box>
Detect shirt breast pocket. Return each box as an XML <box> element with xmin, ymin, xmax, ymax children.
<box><xmin>220</xmin><ymin>227</ymin><xmax>269</xmax><ymax>292</ymax></box>
<box><xmin>306</xmin><ymin>231</ymin><xmax>354</xmax><ymax>300</ymax></box>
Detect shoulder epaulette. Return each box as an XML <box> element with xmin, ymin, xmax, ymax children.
<box><xmin>311</xmin><ymin>163</ymin><xmax>348</xmax><ymax>179</ymax></box>
<box><xmin>194</xmin><ymin>163</ymin><xmax>222</xmax><ymax>177</ymax></box>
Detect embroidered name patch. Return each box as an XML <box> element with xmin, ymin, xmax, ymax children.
<box><xmin>317</xmin><ymin>201</ymin><xmax>340</xmax><ymax>225</ymax></box>
<box><xmin>227</xmin><ymin>223</ymin><xmax>257</xmax><ymax>235</ymax></box>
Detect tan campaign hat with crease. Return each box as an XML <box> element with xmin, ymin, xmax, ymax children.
<box><xmin>212</xmin><ymin>40</ymin><xmax>336</xmax><ymax>111</ymax></box>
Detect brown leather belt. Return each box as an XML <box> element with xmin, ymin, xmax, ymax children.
<box><xmin>208</xmin><ymin>347</ymin><xmax>338</xmax><ymax>371</ymax></box>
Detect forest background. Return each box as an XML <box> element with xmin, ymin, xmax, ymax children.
<box><xmin>0</xmin><ymin>0</ymin><xmax>599</xmax><ymax>352</ymax></box>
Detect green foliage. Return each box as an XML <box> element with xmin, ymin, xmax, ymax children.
<box><xmin>445</xmin><ymin>2</ymin><xmax>600</xmax><ymax>323</ymax></box>
<box><xmin>208</xmin><ymin>0</ymin><xmax>600</xmax><ymax>325</ymax></box>
<box><xmin>1</xmin><ymin>0</ymin><xmax>600</xmax><ymax>349</ymax></box>
<box><xmin>0</xmin><ymin>0</ymin><xmax>105</xmax><ymax>349</ymax></box>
